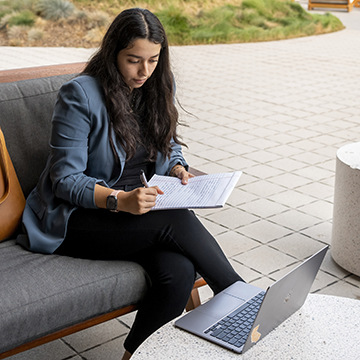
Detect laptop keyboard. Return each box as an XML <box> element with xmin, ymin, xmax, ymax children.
<box><xmin>204</xmin><ymin>291</ymin><xmax>265</xmax><ymax>348</ymax></box>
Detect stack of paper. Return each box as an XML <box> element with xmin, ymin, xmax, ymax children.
<box><xmin>147</xmin><ymin>171</ymin><xmax>242</xmax><ymax>210</ymax></box>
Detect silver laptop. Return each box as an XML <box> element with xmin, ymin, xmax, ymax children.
<box><xmin>175</xmin><ymin>246</ymin><xmax>328</xmax><ymax>354</ymax></box>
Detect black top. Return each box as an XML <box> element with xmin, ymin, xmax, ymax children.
<box><xmin>113</xmin><ymin>89</ymin><xmax>155</xmax><ymax>191</ymax></box>
<box><xmin>113</xmin><ymin>144</ymin><xmax>155</xmax><ymax>191</ymax></box>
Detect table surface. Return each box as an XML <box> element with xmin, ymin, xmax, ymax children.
<box><xmin>337</xmin><ymin>141</ymin><xmax>360</xmax><ymax>169</ymax></box>
<box><xmin>132</xmin><ymin>294</ymin><xmax>360</xmax><ymax>360</ymax></box>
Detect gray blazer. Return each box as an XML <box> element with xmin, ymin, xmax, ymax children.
<box><xmin>18</xmin><ymin>75</ymin><xmax>188</xmax><ymax>254</ymax></box>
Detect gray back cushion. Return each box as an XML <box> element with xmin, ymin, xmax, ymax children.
<box><xmin>0</xmin><ymin>74</ymin><xmax>76</xmax><ymax>198</ymax></box>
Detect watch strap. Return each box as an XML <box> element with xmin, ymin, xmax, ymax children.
<box><xmin>110</xmin><ymin>190</ymin><xmax>122</xmax><ymax>197</ymax></box>
<box><xmin>108</xmin><ymin>190</ymin><xmax>122</xmax><ymax>212</ymax></box>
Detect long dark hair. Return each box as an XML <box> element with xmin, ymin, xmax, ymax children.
<box><xmin>82</xmin><ymin>8</ymin><xmax>185</xmax><ymax>161</ymax></box>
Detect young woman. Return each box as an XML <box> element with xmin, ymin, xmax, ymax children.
<box><xmin>19</xmin><ymin>8</ymin><xmax>244</xmax><ymax>359</ymax></box>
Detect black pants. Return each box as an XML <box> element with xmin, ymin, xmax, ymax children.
<box><xmin>55</xmin><ymin>208</ymin><xmax>244</xmax><ymax>353</ymax></box>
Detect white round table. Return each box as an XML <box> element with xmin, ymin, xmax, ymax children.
<box><xmin>132</xmin><ymin>294</ymin><xmax>360</xmax><ymax>360</ymax></box>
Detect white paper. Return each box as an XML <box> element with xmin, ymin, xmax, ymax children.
<box><xmin>147</xmin><ymin>171</ymin><xmax>242</xmax><ymax>210</ymax></box>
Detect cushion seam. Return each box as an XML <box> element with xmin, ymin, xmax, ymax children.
<box><xmin>0</xmin><ymin>89</ymin><xmax>59</xmax><ymax>103</ymax></box>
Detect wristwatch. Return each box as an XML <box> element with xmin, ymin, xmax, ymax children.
<box><xmin>106</xmin><ymin>190</ymin><xmax>122</xmax><ymax>212</ymax></box>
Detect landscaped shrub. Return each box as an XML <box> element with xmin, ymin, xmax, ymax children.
<box><xmin>7</xmin><ymin>25</ymin><xmax>29</xmax><ymax>41</ymax></box>
<box><xmin>7</xmin><ymin>10</ymin><xmax>36</xmax><ymax>27</ymax></box>
<box><xmin>85</xmin><ymin>27</ymin><xmax>105</xmax><ymax>43</ymax></box>
<box><xmin>156</xmin><ymin>6</ymin><xmax>192</xmax><ymax>43</ymax></box>
<box><xmin>0</xmin><ymin>0</ymin><xmax>345</xmax><ymax>47</ymax></box>
<box><xmin>12</xmin><ymin>0</ymin><xmax>38</xmax><ymax>13</ymax></box>
<box><xmin>87</xmin><ymin>10</ymin><xmax>111</xmax><ymax>28</ymax></box>
<box><xmin>68</xmin><ymin>9</ymin><xmax>89</xmax><ymax>22</ymax></box>
<box><xmin>311</xmin><ymin>12</ymin><xmax>343</xmax><ymax>29</ymax></box>
<box><xmin>28</xmin><ymin>27</ymin><xmax>44</xmax><ymax>41</ymax></box>
<box><xmin>155</xmin><ymin>0</ymin><xmax>343</xmax><ymax>45</ymax></box>
<box><xmin>36</xmin><ymin>0</ymin><xmax>75</xmax><ymax>20</ymax></box>
<box><xmin>0</xmin><ymin>14</ymin><xmax>12</xmax><ymax>29</ymax></box>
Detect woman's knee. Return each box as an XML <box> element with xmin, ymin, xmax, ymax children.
<box><xmin>171</xmin><ymin>255</ymin><xmax>196</xmax><ymax>290</ymax></box>
<box><xmin>158</xmin><ymin>253</ymin><xmax>196</xmax><ymax>290</ymax></box>
<box><xmin>141</xmin><ymin>250</ymin><xmax>196</xmax><ymax>293</ymax></box>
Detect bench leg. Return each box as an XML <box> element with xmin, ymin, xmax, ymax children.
<box><xmin>185</xmin><ymin>276</ymin><xmax>207</xmax><ymax>311</ymax></box>
<box><xmin>186</xmin><ymin>287</ymin><xmax>201</xmax><ymax>311</ymax></box>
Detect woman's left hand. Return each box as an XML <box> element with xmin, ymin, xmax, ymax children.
<box><xmin>170</xmin><ymin>165</ymin><xmax>195</xmax><ymax>185</ymax></box>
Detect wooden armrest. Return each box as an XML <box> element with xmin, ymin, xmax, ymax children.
<box><xmin>0</xmin><ymin>62</ymin><xmax>87</xmax><ymax>83</ymax></box>
<box><xmin>189</xmin><ymin>167</ymin><xmax>206</xmax><ymax>177</ymax></box>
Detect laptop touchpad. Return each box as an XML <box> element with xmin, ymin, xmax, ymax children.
<box><xmin>197</xmin><ymin>293</ymin><xmax>245</xmax><ymax>319</ymax></box>
<box><xmin>224</xmin><ymin>281</ymin><xmax>262</xmax><ymax>301</ymax></box>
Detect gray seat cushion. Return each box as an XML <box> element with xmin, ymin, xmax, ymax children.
<box><xmin>0</xmin><ymin>239</ymin><xmax>148</xmax><ymax>353</ymax></box>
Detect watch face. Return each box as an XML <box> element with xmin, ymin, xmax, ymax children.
<box><xmin>106</xmin><ymin>195</ymin><xmax>117</xmax><ymax>210</ymax></box>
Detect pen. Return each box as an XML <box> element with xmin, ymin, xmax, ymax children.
<box><xmin>140</xmin><ymin>169</ymin><xmax>150</xmax><ymax>188</ymax></box>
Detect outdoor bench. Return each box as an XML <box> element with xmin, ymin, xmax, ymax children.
<box><xmin>308</xmin><ymin>0</ymin><xmax>354</xmax><ymax>11</ymax></box>
<box><xmin>0</xmin><ymin>63</ymin><xmax>206</xmax><ymax>359</ymax></box>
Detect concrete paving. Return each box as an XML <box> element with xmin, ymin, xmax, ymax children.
<box><xmin>2</xmin><ymin>5</ymin><xmax>360</xmax><ymax>360</ymax></box>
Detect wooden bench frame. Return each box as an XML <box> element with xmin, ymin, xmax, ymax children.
<box><xmin>308</xmin><ymin>0</ymin><xmax>354</xmax><ymax>11</ymax></box>
<box><xmin>0</xmin><ymin>62</ymin><xmax>207</xmax><ymax>359</ymax></box>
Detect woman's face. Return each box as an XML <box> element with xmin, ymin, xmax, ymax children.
<box><xmin>116</xmin><ymin>38</ymin><xmax>162</xmax><ymax>92</ymax></box>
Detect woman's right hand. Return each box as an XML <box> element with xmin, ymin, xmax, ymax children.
<box><xmin>118</xmin><ymin>186</ymin><xmax>163</xmax><ymax>214</ymax></box>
